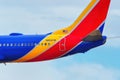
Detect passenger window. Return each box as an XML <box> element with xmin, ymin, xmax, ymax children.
<box><xmin>44</xmin><ymin>43</ymin><xmax>47</xmax><ymax>46</ymax></box>
<box><xmin>41</xmin><ymin>43</ymin><xmax>43</xmax><ymax>46</ymax></box>
<box><xmin>7</xmin><ymin>43</ymin><xmax>9</xmax><ymax>47</ymax></box>
<box><xmin>48</xmin><ymin>43</ymin><xmax>50</xmax><ymax>46</ymax></box>
<box><xmin>17</xmin><ymin>43</ymin><xmax>20</xmax><ymax>46</ymax></box>
<box><xmin>27</xmin><ymin>43</ymin><xmax>30</xmax><ymax>46</ymax></box>
<box><xmin>14</xmin><ymin>43</ymin><xmax>16</xmax><ymax>46</ymax></box>
<box><xmin>30</xmin><ymin>43</ymin><xmax>32</xmax><ymax>46</ymax></box>
<box><xmin>34</xmin><ymin>43</ymin><xmax>37</xmax><ymax>46</ymax></box>
<box><xmin>0</xmin><ymin>44</ymin><xmax>2</xmax><ymax>47</ymax></box>
<box><xmin>3</xmin><ymin>44</ymin><xmax>6</xmax><ymax>46</ymax></box>
<box><xmin>10</xmin><ymin>43</ymin><xmax>13</xmax><ymax>47</ymax></box>
<box><xmin>24</xmin><ymin>43</ymin><xmax>27</xmax><ymax>46</ymax></box>
<box><xmin>21</xmin><ymin>43</ymin><xmax>24</xmax><ymax>46</ymax></box>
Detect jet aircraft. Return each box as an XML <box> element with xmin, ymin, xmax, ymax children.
<box><xmin>0</xmin><ymin>0</ymin><xmax>111</xmax><ymax>63</ymax></box>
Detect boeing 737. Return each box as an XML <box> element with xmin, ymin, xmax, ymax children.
<box><xmin>0</xmin><ymin>0</ymin><xmax>111</xmax><ymax>63</ymax></box>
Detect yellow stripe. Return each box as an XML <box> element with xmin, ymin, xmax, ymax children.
<box><xmin>68</xmin><ymin>0</ymin><xmax>97</xmax><ymax>31</ymax></box>
<box><xmin>14</xmin><ymin>34</ymin><xmax>66</xmax><ymax>62</ymax></box>
<box><xmin>14</xmin><ymin>0</ymin><xmax>97</xmax><ymax>62</ymax></box>
<box><xmin>53</xmin><ymin>0</ymin><xmax>97</xmax><ymax>35</ymax></box>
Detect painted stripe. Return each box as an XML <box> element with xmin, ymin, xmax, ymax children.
<box><xmin>15</xmin><ymin>0</ymin><xmax>110</xmax><ymax>62</ymax></box>
<box><xmin>14</xmin><ymin>34</ymin><xmax>66</xmax><ymax>62</ymax></box>
<box><xmin>66</xmin><ymin>0</ymin><xmax>98</xmax><ymax>32</ymax></box>
<box><xmin>0</xmin><ymin>35</ymin><xmax>47</xmax><ymax>62</ymax></box>
<box><xmin>60</xmin><ymin>41</ymin><xmax>83</xmax><ymax>57</ymax></box>
<box><xmin>14</xmin><ymin>0</ymin><xmax>97</xmax><ymax>62</ymax></box>
<box><xmin>60</xmin><ymin>0</ymin><xmax>110</xmax><ymax>57</ymax></box>
<box><xmin>60</xmin><ymin>21</ymin><xmax>105</xmax><ymax>57</ymax></box>
<box><xmin>27</xmin><ymin>0</ymin><xmax>103</xmax><ymax>62</ymax></box>
<box><xmin>97</xmin><ymin>21</ymin><xmax>105</xmax><ymax>33</ymax></box>
<box><xmin>62</xmin><ymin>36</ymin><xmax>107</xmax><ymax>57</ymax></box>
<box><xmin>53</xmin><ymin>0</ymin><xmax>97</xmax><ymax>35</ymax></box>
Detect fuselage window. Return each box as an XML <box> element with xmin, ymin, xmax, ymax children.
<box><xmin>0</xmin><ymin>43</ymin><xmax>39</xmax><ymax>47</ymax></box>
<box><xmin>48</xmin><ymin>43</ymin><xmax>50</xmax><ymax>46</ymax></box>
<box><xmin>40</xmin><ymin>43</ymin><xmax>51</xmax><ymax>46</ymax></box>
<box><xmin>21</xmin><ymin>43</ymin><xmax>24</xmax><ymax>46</ymax></box>
<box><xmin>3</xmin><ymin>43</ymin><xmax>6</xmax><ymax>47</ymax></box>
<box><xmin>34</xmin><ymin>43</ymin><xmax>37</xmax><ymax>46</ymax></box>
<box><xmin>44</xmin><ymin>43</ymin><xmax>47</xmax><ymax>46</ymax></box>
<box><xmin>0</xmin><ymin>44</ymin><xmax>2</xmax><ymax>47</ymax></box>
<box><xmin>27</xmin><ymin>43</ymin><xmax>29</xmax><ymax>46</ymax></box>
<box><xmin>31</xmin><ymin>43</ymin><xmax>34</xmax><ymax>46</ymax></box>
<box><xmin>17</xmin><ymin>43</ymin><xmax>20</xmax><ymax>46</ymax></box>
<box><xmin>7</xmin><ymin>43</ymin><xmax>9</xmax><ymax>47</ymax></box>
<box><xmin>24</xmin><ymin>43</ymin><xmax>27</xmax><ymax>46</ymax></box>
<box><xmin>14</xmin><ymin>43</ymin><xmax>17</xmax><ymax>46</ymax></box>
<box><xmin>10</xmin><ymin>43</ymin><xmax>13</xmax><ymax>47</ymax></box>
<box><xmin>41</xmin><ymin>43</ymin><xmax>43</xmax><ymax>46</ymax></box>
<box><xmin>28</xmin><ymin>43</ymin><xmax>31</xmax><ymax>46</ymax></box>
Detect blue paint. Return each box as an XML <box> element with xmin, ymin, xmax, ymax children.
<box><xmin>9</xmin><ymin>33</ymin><xmax>23</xmax><ymax>36</ymax></box>
<box><xmin>99</xmin><ymin>23</ymin><xmax>105</xmax><ymax>34</ymax></box>
<box><xmin>63</xmin><ymin>36</ymin><xmax>107</xmax><ymax>57</ymax></box>
<box><xmin>0</xmin><ymin>34</ymin><xmax>49</xmax><ymax>62</ymax></box>
<box><xmin>0</xmin><ymin>54</ymin><xmax>4</xmax><ymax>62</ymax></box>
<box><xmin>0</xmin><ymin>31</ymin><xmax>107</xmax><ymax>62</ymax></box>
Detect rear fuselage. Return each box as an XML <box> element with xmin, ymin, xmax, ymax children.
<box><xmin>0</xmin><ymin>0</ymin><xmax>110</xmax><ymax>63</ymax></box>
<box><xmin>0</xmin><ymin>33</ymin><xmax>106</xmax><ymax>63</ymax></box>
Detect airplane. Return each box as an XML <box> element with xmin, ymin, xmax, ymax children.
<box><xmin>0</xmin><ymin>0</ymin><xmax>111</xmax><ymax>63</ymax></box>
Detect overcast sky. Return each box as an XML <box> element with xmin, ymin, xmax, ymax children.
<box><xmin>0</xmin><ymin>0</ymin><xmax>120</xmax><ymax>80</ymax></box>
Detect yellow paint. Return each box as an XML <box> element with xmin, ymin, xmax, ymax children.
<box><xmin>53</xmin><ymin>0</ymin><xmax>97</xmax><ymax>34</ymax></box>
<box><xmin>14</xmin><ymin>0</ymin><xmax>97</xmax><ymax>62</ymax></box>
<box><xmin>14</xmin><ymin>34</ymin><xmax>65</xmax><ymax>62</ymax></box>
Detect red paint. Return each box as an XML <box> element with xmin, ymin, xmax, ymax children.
<box><xmin>27</xmin><ymin>0</ymin><xmax>110</xmax><ymax>62</ymax></box>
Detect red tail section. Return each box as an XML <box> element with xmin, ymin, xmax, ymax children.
<box><xmin>25</xmin><ymin>0</ymin><xmax>111</xmax><ymax>62</ymax></box>
<box><xmin>69</xmin><ymin>0</ymin><xmax>110</xmax><ymax>38</ymax></box>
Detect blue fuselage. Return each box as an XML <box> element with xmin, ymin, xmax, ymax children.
<box><xmin>0</xmin><ymin>33</ymin><xmax>106</xmax><ymax>63</ymax></box>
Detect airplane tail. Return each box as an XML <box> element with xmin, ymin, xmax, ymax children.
<box><xmin>53</xmin><ymin>0</ymin><xmax>111</xmax><ymax>41</ymax></box>
<box><xmin>83</xmin><ymin>22</ymin><xmax>106</xmax><ymax>42</ymax></box>
<box><xmin>68</xmin><ymin>0</ymin><xmax>111</xmax><ymax>36</ymax></box>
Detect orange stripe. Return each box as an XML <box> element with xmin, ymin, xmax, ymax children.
<box><xmin>14</xmin><ymin>34</ymin><xmax>66</xmax><ymax>62</ymax></box>
<box><xmin>27</xmin><ymin>0</ymin><xmax>110</xmax><ymax>62</ymax></box>
<box><xmin>53</xmin><ymin>0</ymin><xmax>97</xmax><ymax>35</ymax></box>
<box><xmin>14</xmin><ymin>0</ymin><xmax>98</xmax><ymax>62</ymax></box>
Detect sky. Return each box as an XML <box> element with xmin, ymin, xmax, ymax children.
<box><xmin>0</xmin><ymin>0</ymin><xmax>120</xmax><ymax>80</ymax></box>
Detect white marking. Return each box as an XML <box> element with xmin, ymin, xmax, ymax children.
<box><xmin>60</xmin><ymin>41</ymin><xmax>83</xmax><ymax>57</ymax></box>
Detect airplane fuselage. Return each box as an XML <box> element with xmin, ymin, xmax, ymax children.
<box><xmin>0</xmin><ymin>0</ymin><xmax>111</xmax><ymax>63</ymax></box>
<box><xmin>0</xmin><ymin>33</ymin><xmax>106</xmax><ymax>63</ymax></box>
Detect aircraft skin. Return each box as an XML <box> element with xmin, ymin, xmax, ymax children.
<box><xmin>0</xmin><ymin>0</ymin><xmax>111</xmax><ymax>63</ymax></box>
